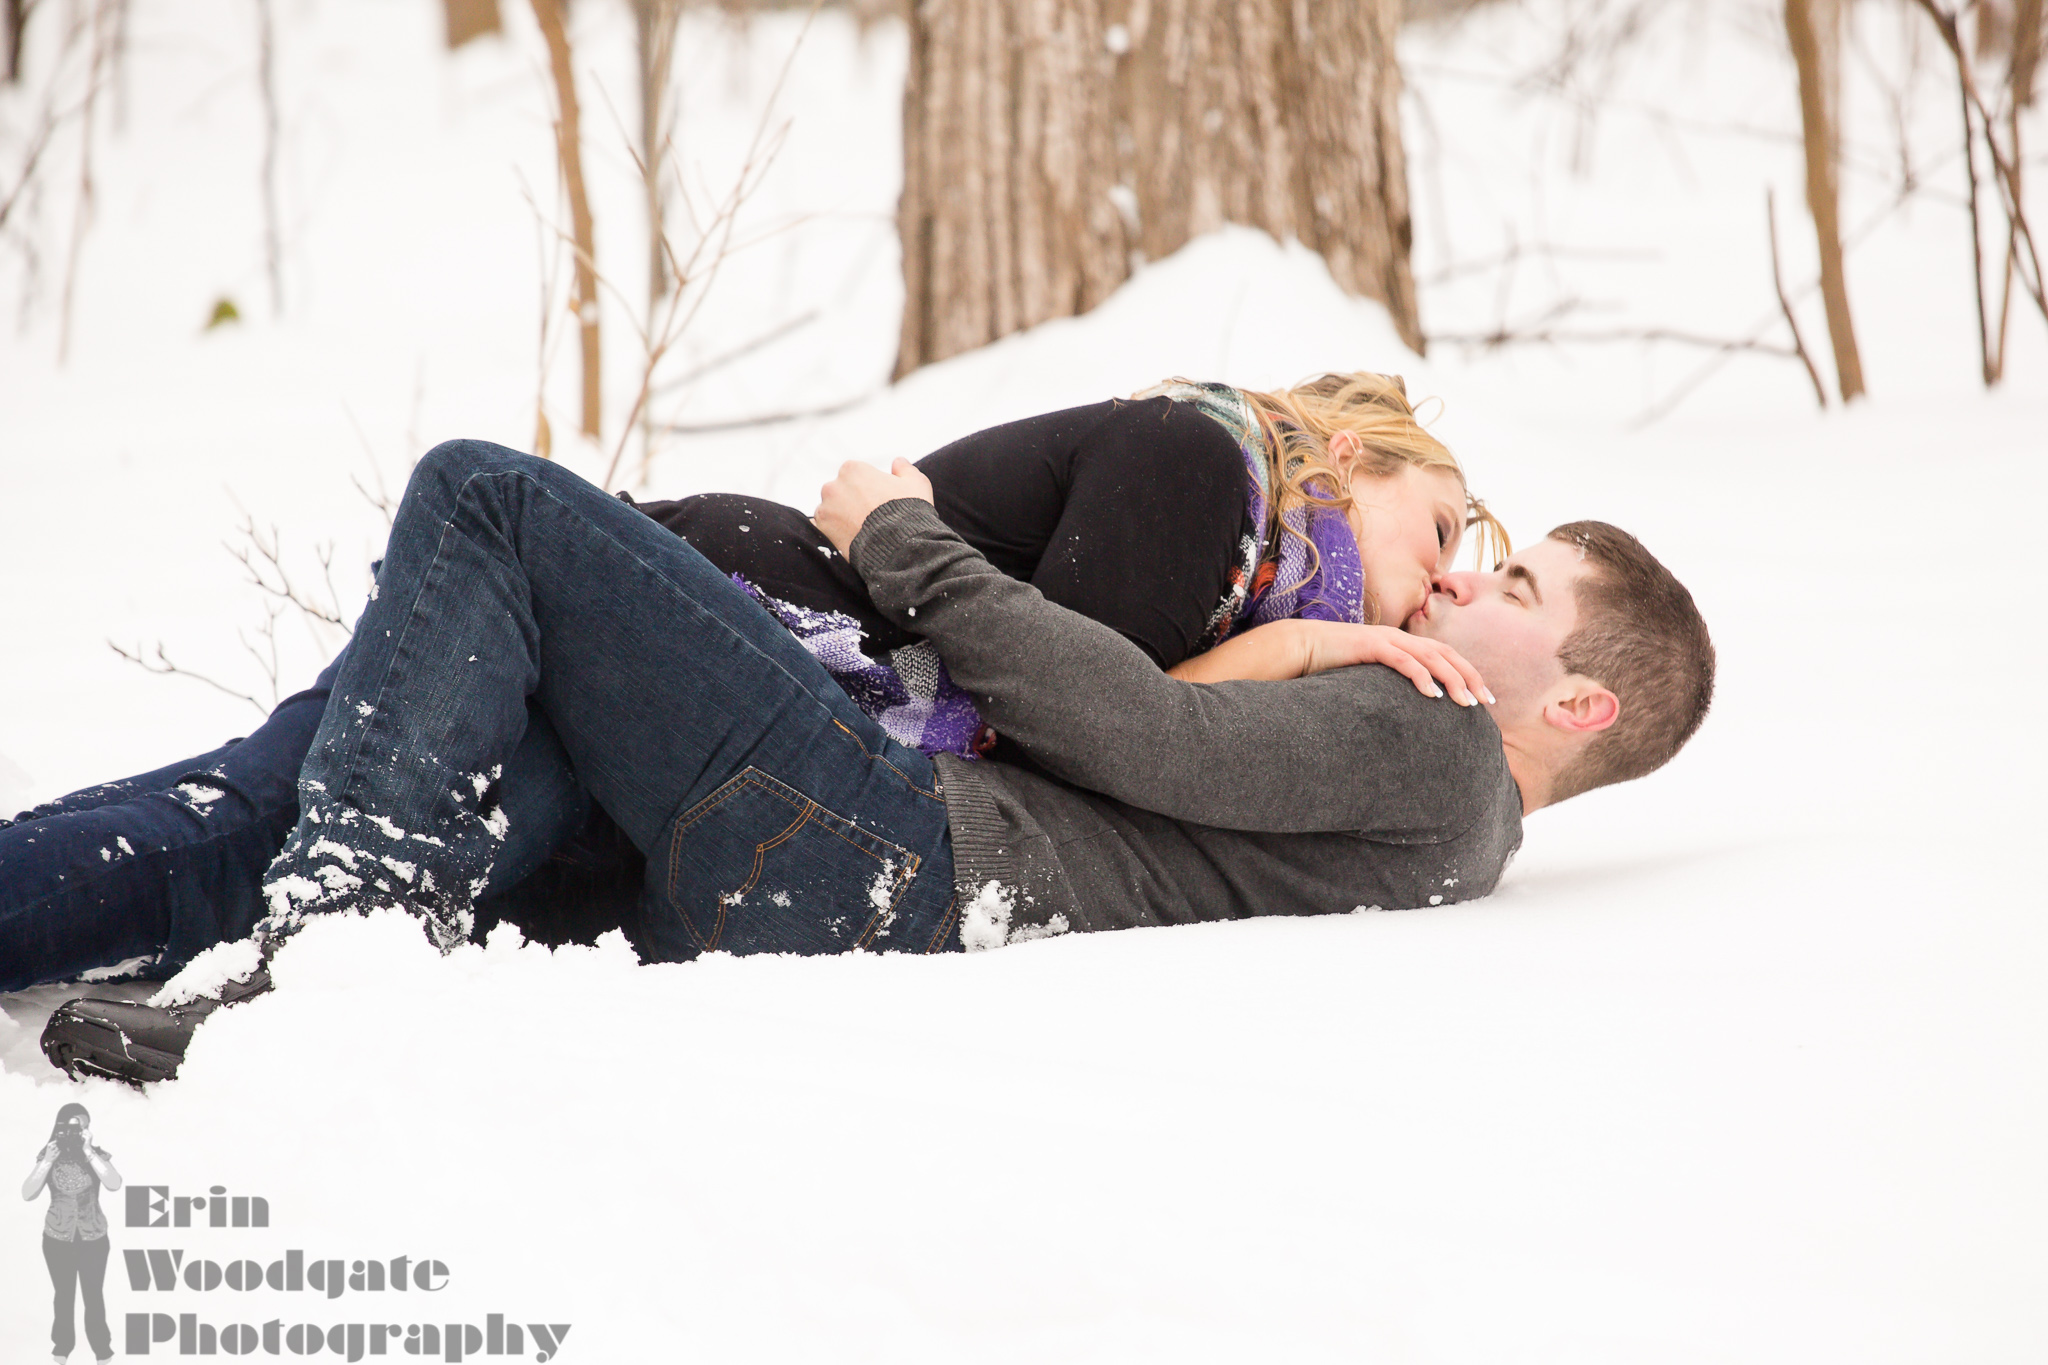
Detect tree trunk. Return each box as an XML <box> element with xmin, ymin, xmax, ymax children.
<box><xmin>896</xmin><ymin>0</ymin><xmax>1421</xmax><ymax>378</ymax></box>
<box><xmin>2014</xmin><ymin>0</ymin><xmax>2041</xmax><ymax>106</ymax></box>
<box><xmin>444</xmin><ymin>0</ymin><xmax>501</xmax><ymax>49</ymax></box>
<box><xmin>635</xmin><ymin>0</ymin><xmax>680</xmax><ymax>319</ymax></box>
<box><xmin>1785</xmin><ymin>0</ymin><xmax>1866</xmax><ymax>401</ymax></box>
<box><xmin>5</xmin><ymin>0</ymin><xmax>27</xmax><ymax>83</ymax></box>
<box><xmin>531</xmin><ymin>0</ymin><xmax>602</xmax><ymax>441</ymax></box>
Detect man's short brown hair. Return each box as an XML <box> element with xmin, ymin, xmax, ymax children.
<box><xmin>1547</xmin><ymin>521</ymin><xmax>1715</xmax><ymax>802</ymax></box>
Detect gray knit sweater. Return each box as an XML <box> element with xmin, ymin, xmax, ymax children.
<box><xmin>851</xmin><ymin>500</ymin><xmax>1524</xmax><ymax>945</ymax></box>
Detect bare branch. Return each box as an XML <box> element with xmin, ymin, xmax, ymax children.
<box><xmin>253</xmin><ymin>0</ymin><xmax>283</xmax><ymax>317</ymax></box>
<box><xmin>1427</xmin><ymin>325</ymin><xmax>1800</xmax><ymax>358</ymax></box>
<box><xmin>108</xmin><ymin>641</ymin><xmax>268</xmax><ymax>716</ymax></box>
<box><xmin>1785</xmin><ymin>0</ymin><xmax>1866</xmax><ymax>400</ymax></box>
<box><xmin>601</xmin><ymin>0</ymin><xmax>823</xmax><ymax>489</ymax></box>
<box><xmin>225</xmin><ymin>516</ymin><xmax>351</xmax><ymax>635</ymax></box>
<box><xmin>529</xmin><ymin>0</ymin><xmax>601</xmax><ymax>441</ymax></box>
<box><xmin>1633</xmin><ymin>177</ymin><xmax>1939</xmax><ymax>425</ymax></box>
<box><xmin>342</xmin><ymin>404</ymin><xmax>401</xmax><ymax>529</ymax></box>
<box><xmin>660</xmin><ymin>391</ymin><xmax>878</xmax><ymax>435</ymax></box>
<box><xmin>57</xmin><ymin>0</ymin><xmax>117</xmax><ymax>364</ymax></box>
<box><xmin>1767</xmin><ymin>188</ymin><xmax>1830</xmax><ymax>409</ymax></box>
<box><xmin>652</xmin><ymin>310</ymin><xmax>820</xmax><ymax>397</ymax></box>
<box><xmin>0</xmin><ymin>93</ymin><xmax>68</xmax><ymax>233</ymax></box>
<box><xmin>1417</xmin><ymin>242</ymin><xmax>1658</xmax><ymax>288</ymax></box>
<box><xmin>236</xmin><ymin>600</ymin><xmax>285</xmax><ymax>708</ymax></box>
<box><xmin>1911</xmin><ymin>0</ymin><xmax>2048</xmax><ymax>327</ymax></box>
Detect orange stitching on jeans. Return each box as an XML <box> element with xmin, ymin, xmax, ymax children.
<box><xmin>853</xmin><ymin>849</ymin><xmax>921</xmax><ymax>951</ymax></box>
<box><xmin>829</xmin><ymin>718</ymin><xmax>943</xmax><ymax>800</ymax></box>
<box><xmin>674</xmin><ymin>771</ymin><xmax>794</xmax><ymax>837</ymax></box>
<box><xmin>923</xmin><ymin>893</ymin><xmax>960</xmax><ymax>953</ymax></box>
<box><xmin>667</xmin><ymin>774</ymin><xmax>806</xmax><ymax>951</ymax></box>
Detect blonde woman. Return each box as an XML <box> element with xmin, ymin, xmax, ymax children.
<box><xmin>12</xmin><ymin>373</ymin><xmax>1501</xmax><ymax>1041</ymax></box>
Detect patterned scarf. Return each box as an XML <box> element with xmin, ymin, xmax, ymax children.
<box><xmin>1137</xmin><ymin>381</ymin><xmax>1367</xmax><ymax>650</ymax></box>
<box><xmin>732</xmin><ymin>578</ymin><xmax>988</xmax><ymax>760</ymax></box>
<box><xmin>744</xmin><ymin>382</ymin><xmax>1366</xmax><ymax>761</ymax></box>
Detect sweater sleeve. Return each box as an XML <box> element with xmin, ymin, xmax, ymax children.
<box><xmin>850</xmin><ymin>499</ymin><xmax>1508</xmax><ymax>835</ymax></box>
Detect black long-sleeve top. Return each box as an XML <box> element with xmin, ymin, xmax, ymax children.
<box><xmin>631</xmin><ymin>395</ymin><xmax>1253</xmax><ymax>670</ymax></box>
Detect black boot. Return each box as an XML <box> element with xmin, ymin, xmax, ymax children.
<box><xmin>41</xmin><ymin>968</ymin><xmax>273</xmax><ymax>1084</ymax></box>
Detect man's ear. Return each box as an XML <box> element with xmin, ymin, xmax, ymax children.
<box><xmin>1543</xmin><ymin>678</ymin><xmax>1619</xmax><ymax>735</ymax></box>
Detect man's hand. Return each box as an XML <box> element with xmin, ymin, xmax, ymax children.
<box><xmin>813</xmin><ymin>458</ymin><xmax>935</xmax><ymax>557</ymax></box>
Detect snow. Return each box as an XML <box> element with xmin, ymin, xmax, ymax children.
<box><xmin>958</xmin><ymin>880</ymin><xmax>1017</xmax><ymax>953</ymax></box>
<box><xmin>152</xmin><ymin>939</ymin><xmax>264</xmax><ymax>1009</ymax></box>
<box><xmin>2</xmin><ymin>0</ymin><xmax>2045</xmax><ymax>1361</ymax></box>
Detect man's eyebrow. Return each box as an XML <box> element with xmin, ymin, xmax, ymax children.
<box><xmin>1506</xmin><ymin>563</ymin><xmax>1543</xmax><ymax>605</ymax></box>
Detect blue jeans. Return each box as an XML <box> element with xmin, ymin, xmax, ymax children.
<box><xmin>0</xmin><ymin>656</ymin><xmax>608</xmax><ymax>992</ymax></box>
<box><xmin>261</xmin><ymin>440</ymin><xmax>959</xmax><ymax>961</ymax></box>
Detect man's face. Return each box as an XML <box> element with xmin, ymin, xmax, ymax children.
<box><xmin>1405</xmin><ymin>536</ymin><xmax>1592</xmax><ymax>723</ymax></box>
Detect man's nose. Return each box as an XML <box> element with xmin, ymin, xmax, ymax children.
<box><xmin>1431</xmin><ymin>570</ymin><xmax>1480</xmax><ymax>605</ymax></box>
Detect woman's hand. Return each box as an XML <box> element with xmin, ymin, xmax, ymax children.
<box><xmin>813</xmin><ymin>458</ymin><xmax>936</xmax><ymax>557</ymax></box>
<box><xmin>1294</xmin><ymin>622</ymin><xmax>1493</xmax><ymax>706</ymax></box>
<box><xmin>36</xmin><ymin>1142</ymin><xmax>57</xmax><ymax>1166</ymax></box>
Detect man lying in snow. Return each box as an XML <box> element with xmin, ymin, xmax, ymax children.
<box><xmin>29</xmin><ymin>439</ymin><xmax>1713</xmax><ymax>1082</ymax></box>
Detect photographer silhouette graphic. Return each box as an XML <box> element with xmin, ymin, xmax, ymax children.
<box><xmin>22</xmin><ymin>1103</ymin><xmax>122</xmax><ymax>1365</ymax></box>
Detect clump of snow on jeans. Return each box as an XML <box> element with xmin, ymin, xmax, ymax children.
<box><xmin>176</xmin><ymin>782</ymin><xmax>226</xmax><ymax>811</ymax></box>
<box><xmin>151</xmin><ymin>937</ymin><xmax>264</xmax><ymax>1007</ymax></box>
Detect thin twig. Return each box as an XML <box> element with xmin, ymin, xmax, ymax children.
<box><xmin>660</xmin><ymin>392</ymin><xmax>876</xmax><ymax>435</ymax></box>
<box><xmin>342</xmin><ymin>404</ymin><xmax>401</xmax><ymax>529</ymax></box>
<box><xmin>1632</xmin><ymin>177</ymin><xmax>1931</xmax><ymax>426</ymax></box>
<box><xmin>1417</xmin><ymin>242</ymin><xmax>1658</xmax><ymax>288</ymax></box>
<box><xmin>518</xmin><ymin>173</ymin><xmax>571</xmax><ymax>459</ymax></box>
<box><xmin>652</xmin><ymin>310</ymin><xmax>820</xmax><ymax>396</ymax></box>
<box><xmin>225</xmin><ymin>516</ymin><xmax>351</xmax><ymax>634</ymax></box>
<box><xmin>1427</xmin><ymin>325</ymin><xmax>1800</xmax><ymax>358</ymax></box>
<box><xmin>0</xmin><ymin>93</ymin><xmax>70</xmax><ymax>233</ymax></box>
<box><xmin>253</xmin><ymin>0</ymin><xmax>283</xmax><ymax>317</ymax></box>
<box><xmin>57</xmin><ymin>0</ymin><xmax>113</xmax><ymax>364</ymax></box>
<box><xmin>600</xmin><ymin>0</ymin><xmax>823</xmax><ymax>489</ymax></box>
<box><xmin>1766</xmin><ymin>187</ymin><xmax>1829</xmax><ymax>408</ymax></box>
<box><xmin>530</xmin><ymin>0</ymin><xmax>601</xmax><ymax>441</ymax></box>
<box><xmin>1910</xmin><ymin>0</ymin><xmax>2048</xmax><ymax>326</ymax></box>
<box><xmin>108</xmin><ymin>641</ymin><xmax>268</xmax><ymax>715</ymax></box>
<box><xmin>236</xmin><ymin>600</ymin><xmax>285</xmax><ymax>708</ymax></box>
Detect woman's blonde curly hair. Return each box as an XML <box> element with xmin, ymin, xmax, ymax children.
<box><xmin>1241</xmin><ymin>372</ymin><xmax>1510</xmax><ymax>593</ymax></box>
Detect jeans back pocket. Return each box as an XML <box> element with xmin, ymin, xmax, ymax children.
<box><xmin>661</xmin><ymin>768</ymin><xmax>919</xmax><ymax>957</ymax></box>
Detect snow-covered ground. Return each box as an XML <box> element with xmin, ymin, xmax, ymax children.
<box><xmin>2</xmin><ymin>0</ymin><xmax>2044</xmax><ymax>1359</ymax></box>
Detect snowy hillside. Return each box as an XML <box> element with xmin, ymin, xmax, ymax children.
<box><xmin>2</xmin><ymin>0</ymin><xmax>2044</xmax><ymax>1360</ymax></box>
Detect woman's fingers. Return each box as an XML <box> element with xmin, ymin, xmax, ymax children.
<box><xmin>1418</xmin><ymin>648</ymin><xmax>1474</xmax><ymax>705</ymax></box>
<box><xmin>1418</xmin><ymin>642</ymin><xmax>1491</xmax><ymax>707</ymax></box>
<box><xmin>1375</xmin><ymin>633</ymin><xmax>1485</xmax><ymax>706</ymax></box>
<box><xmin>1292</xmin><ymin>623</ymin><xmax>1493</xmax><ymax>706</ymax></box>
<box><xmin>1381</xmin><ymin>648</ymin><xmax>1445</xmax><ymax>699</ymax></box>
